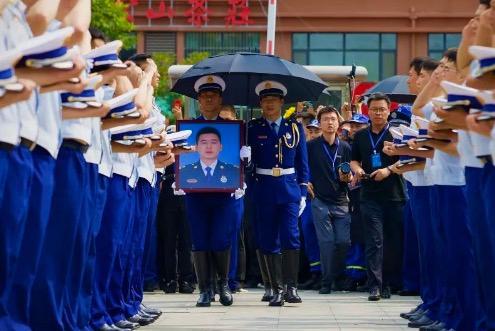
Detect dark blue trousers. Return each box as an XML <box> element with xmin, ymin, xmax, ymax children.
<box><xmin>4</xmin><ymin>147</ymin><xmax>55</xmax><ymax>330</ymax></box>
<box><xmin>431</xmin><ymin>185</ymin><xmax>477</xmax><ymax>331</ymax></box>
<box><xmin>0</xmin><ymin>146</ymin><xmax>33</xmax><ymax>330</ymax></box>
<box><xmin>479</xmin><ymin>164</ymin><xmax>495</xmax><ymax>330</ymax></box>
<box><xmin>185</xmin><ymin>193</ymin><xmax>237</xmax><ymax>252</ymax></box>
<box><xmin>125</xmin><ymin>179</ymin><xmax>153</xmax><ymax>316</ymax></box>
<box><xmin>90</xmin><ymin>175</ymin><xmax>133</xmax><ymax>329</ymax></box>
<box><xmin>229</xmin><ymin>198</ymin><xmax>244</xmax><ymax>284</ymax></box>
<box><xmin>77</xmin><ymin>173</ymin><xmax>109</xmax><ymax>329</ymax></box>
<box><xmin>0</xmin><ymin>149</ymin><xmax>9</xmax><ymax>205</ymax></box>
<box><xmin>410</xmin><ymin>186</ymin><xmax>437</xmax><ymax>315</ymax></box>
<box><xmin>401</xmin><ymin>182</ymin><xmax>420</xmax><ymax>292</ymax></box>
<box><xmin>143</xmin><ymin>179</ymin><xmax>161</xmax><ymax>289</ymax></box>
<box><xmin>29</xmin><ymin>147</ymin><xmax>89</xmax><ymax>331</ymax></box>
<box><xmin>300</xmin><ymin>199</ymin><xmax>321</xmax><ymax>272</ymax></box>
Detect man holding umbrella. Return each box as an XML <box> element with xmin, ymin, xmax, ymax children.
<box><xmin>178</xmin><ymin>75</ymin><xmax>250</xmax><ymax>308</ymax></box>
<box><xmin>248</xmin><ymin>80</ymin><xmax>310</xmax><ymax>306</ymax></box>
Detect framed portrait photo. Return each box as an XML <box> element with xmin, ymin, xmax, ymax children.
<box><xmin>176</xmin><ymin>120</ymin><xmax>245</xmax><ymax>193</ymax></box>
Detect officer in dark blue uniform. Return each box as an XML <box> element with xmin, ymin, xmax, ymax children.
<box><xmin>248</xmin><ymin>80</ymin><xmax>309</xmax><ymax>306</ymax></box>
<box><xmin>182</xmin><ymin>75</ymin><xmax>247</xmax><ymax>308</ymax></box>
<box><xmin>179</xmin><ymin>126</ymin><xmax>240</xmax><ymax>189</ymax></box>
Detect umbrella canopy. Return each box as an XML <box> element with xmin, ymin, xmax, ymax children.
<box><xmin>364</xmin><ymin>75</ymin><xmax>416</xmax><ymax>104</ymax></box>
<box><xmin>171</xmin><ymin>52</ymin><xmax>328</xmax><ymax>107</ymax></box>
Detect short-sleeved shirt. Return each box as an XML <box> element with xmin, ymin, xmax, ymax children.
<box><xmin>307</xmin><ymin>136</ymin><xmax>350</xmax><ymax>205</ymax></box>
<box><xmin>351</xmin><ymin>125</ymin><xmax>405</xmax><ymax>202</ymax></box>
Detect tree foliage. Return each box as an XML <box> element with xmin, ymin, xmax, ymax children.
<box><xmin>91</xmin><ymin>0</ymin><xmax>135</xmax><ymax>48</ymax></box>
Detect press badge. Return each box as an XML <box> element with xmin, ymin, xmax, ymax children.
<box><xmin>371</xmin><ymin>152</ymin><xmax>382</xmax><ymax>168</ymax></box>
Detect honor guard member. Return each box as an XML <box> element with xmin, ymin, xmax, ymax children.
<box><xmin>182</xmin><ymin>75</ymin><xmax>246</xmax><ymax>308</ymax></box>
<box><xmin>248</xmin><ymin>80</ymin><xmax>309</xmax><ymax>306</ymax></box>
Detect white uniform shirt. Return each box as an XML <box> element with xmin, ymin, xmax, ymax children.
<box><xmin>98</xmin><ymin>85</ymin><xmax>115</xmax><ymax>178</ymax></box>
<box><xmin>402</xmin><ymin>120</ymin><xmax>432</xmax><ymax>187</ymax></box>
<box><xmin>458</xmin><ymin>130</ymin><xmax>483</xmax><ymax>169</ymax></box>
<box><xmin>0</xmin><ymin>10</ymin><xmax>20</xmax><ymax>145</ymax></box>
<box><xmin>5</xmin><ymin>2</ymin><xmax>38</xmax><ymax>142</ymax></box>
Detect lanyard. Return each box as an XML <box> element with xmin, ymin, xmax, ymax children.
<box><xmin>322</xmin><ymin>138</ymin><xmax>340</xmax><ymax>175</ymax></box>
<box><xmin>367</xmin><ymin>124</ymin><xmax>389</xmax><ymax>153</ymax></box>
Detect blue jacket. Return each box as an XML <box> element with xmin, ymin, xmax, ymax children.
<box><xmin>248</xmin><ymin>117</ymin><xmax>309</xmax><ymax>204</ymax></box>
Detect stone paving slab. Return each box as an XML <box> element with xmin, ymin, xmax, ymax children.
<box><xmin>142</xmin><ymin>289</ymin><xmax>419</xmax><ymax>331</ymax></box>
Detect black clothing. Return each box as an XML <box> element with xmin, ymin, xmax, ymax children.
<box><xmin>307</xmin><ymin>136</ymin><xmax>351</xmax><ymax>206</ymax></box>
<box><xmin>351</xmin><ymin>126</ymin><xmax>405</xmax><ymax>202</ymax></box>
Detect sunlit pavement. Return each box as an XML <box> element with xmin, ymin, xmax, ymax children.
<box><xmin>142</xmin><ymin>289</ymin><xmax>419</xmax><ymax>330</ymax></box>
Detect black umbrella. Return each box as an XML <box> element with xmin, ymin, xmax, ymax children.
<box><xmin>171</xmin><ymin>52</ymin><xmax>328</xmax><ymax>107</ymax></box>
<box><xmin>364</xmin><ymin>75</ymin><xmax>416</xmax><ymax>104</ymax></box>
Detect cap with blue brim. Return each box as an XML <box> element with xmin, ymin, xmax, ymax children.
<box><xmin>346</xmin><ymin>113</ymin><xmax>369</xmax><ymax>124</ymax></box>
<box><xmin>0</xmin><ymin>50</ymin><xmax>24</xmax><ymax>97</ymax></box>
<box><xmin>61</xmin><ymin>74</ymin><xmax>103</xmax><ymax>109</ymax></box>
<box><xmin>84</xmin><ymin>40</ymin><xmax>127</xmax><ymax>73</ymax></box>
<box><xmin>476</xmin><ymin>90</ymin><xmax>495</xmax><ymax>121</ymax></box>
<box><xmin>105</xmin><ymin>88</ymin><xmax>140</xmax><ymax>118</ymax></box>
<box><xmin>161</xmin><ymin>130</ymin><xmax>193</xmax><ymax>148</ymax></box>
<box><xmin>16</xmin><ymin>27</ymin><xmax>76</xmax><ymax>70</ymax></box>
<box><xmin>389</xmin><ymin>105</ymin><xmax>412</xmax><ymax>127</ymax></box>
<box><xmin>438</xmin><ymin>81</ymin><xmax>483</xmax><ymax>112</ymax></box>
<box><xmin>110</xmin><ymin>117</ymin><xmax>159</xmax><ymax>142</ymax></box>
<box><xmin>306</xmin><ymin>119</ymin><xmax>320</xmax><ymax>129</ymax></box>
<box><xmin>469</xmin><ymin>45</ymin><xmax>495</xmax><ymax>77</ymax></box>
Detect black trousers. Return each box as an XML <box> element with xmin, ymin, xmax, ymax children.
<box><xmin>360</xmin><ymin>199</ymin><xmax>404</xmax><ymax>291</ymax></box>
<box><xmin>156</xmin><ymin>182</ymin><xmax>194</xmax><ymax>284</ymax></box>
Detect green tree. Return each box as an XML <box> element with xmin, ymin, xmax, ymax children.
<box><xmin>91</xmin><ymin>0</ymin><xmax>135</xmax><ymax>48</ymax></box>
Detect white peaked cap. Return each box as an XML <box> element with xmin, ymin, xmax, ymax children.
<box><xmin>389</xmin><ymin>127</ymin><xmax>403</xmax><ymax>140</ymax></box>
<box><xmin>167</xmin><ymin>130</ymin><xmax>193</xmax><ymax>142</ymax></box>
<box><xmin>84</xmin><ymin>40</ymin><xmax>123</xmax><ymax>60</ymax></box>
<box><xmin>17</xmin><ymin>27</ymin><xmax>74</xmax><ymax>56</ymax></box>
<box><xmin>441</xmin><ymin>81</ymin><xmax>479</xmax><ymax>97</ymax></box>
<box><xmin>110</xmin><ymin>117</ymin><xmax>156</xmax><ymax>135</ymax></box>
<box><xmin>255</xmin><ymin>80</ymin><xmax>288</xmax><ymax>96</ymax></box>
<box><xmin>400</xmin><ymin>124</ymin><xmax>419</xmax><ymax>137</ymax></box>
<box><xmin>413</xmin><ymin>116</ymin><xmax>430</xmax><ymax>130</ymax></box>
<box><xmin>468</xmin><ymin>45</ymin><xmax>495</xmax><ymax>60</ymax></box>
<box><xmin>194</xmin><ymin>75</ymin><xmax>226</xmax><ymax>93</ymax></box>
<box><xmin>106</xmin><ymin>88</ymin><xmax>139</xmax><ymax>109</ymax></box>
<box><xmin>476</xmin><ymin>90</ymin><xmax>495</xmax><ymax>105</ymax></box>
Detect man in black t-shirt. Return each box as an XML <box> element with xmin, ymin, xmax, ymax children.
<box><xmin>350</xmin><ymin>93</ymin><xmax>405</xmax><ymax>301</ymax></box>
<box><xmin>307</xmin><ymin>107</ymin><xmax>353</xmax><ymax>294</ymax></box>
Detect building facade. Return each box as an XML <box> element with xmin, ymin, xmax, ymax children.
<box><xmin>128</xmin><ymin>0</ymin><xmax>473</xmax><ymax>82</ymax></box>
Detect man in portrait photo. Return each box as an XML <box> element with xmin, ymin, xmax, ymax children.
<box><xmin>179</xmin><ymin>126</ymin><xmax>240</xmax><ymax>189</ymax></box>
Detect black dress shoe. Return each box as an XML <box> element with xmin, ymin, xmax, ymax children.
<box><xmin>179</xmin><ymin>281</ymin><xmax>195</xmax><ymax>294</ymax></box>
<box><xmin>419</xmin><ymin>321</ymin><xmax>446</xmax><ymax>331</ymax></box>
<box><xmin>163</xmin><ymin>280</ymin><xmax>178</xmax><ymax>293</ymax></box>
<box><xmin>138</xmin><ymin>310</ymin><xmax>157</xmax><ymax>320</ymax></box>
<box><xmin>139</xmin><ymin>304</ymin><xmax>162</xmax><ymax>317</ymax></box>
<box><xmin>261</xmin><ymin>287</ymin><xmax>273</xmax><ymax>302</ymax></box>
<box><xmin>368</xmin><ymin>287</ymin><xmax>381</xmax><ymax>301</ymax></box>
<box><xmin>409</xmin><ymin>309</ymin><xmax>430</xmax><ymax>322</ymax></box>
<box><xmin>284</xmin><ymin>286</ymin><xmax>303</xmax><ymax>303</ymax></box>
<box><xmin>98</xmin><ymin>323</ymin><xmax>129</xmax><ymax>331</ymax></box>
<box><xmin>408</xmin><ymin>314</ymin><xmax>436</xmax><ymax>328</ymax></box>
<box><xmin>381</xmin><ymin>286</ymin><xmax>391</xmax><ymax>299</ymax></box>
<box><xmin>196</xmin><ymin>291</ymin><xmax>212</xmax><ymax>307</ymax></box>
<box><xmin>127</xmin><ymin>314</ymin><xmax>154</xmax><ymax>326</ymax></box>
<box><xmin>398</xmin><ymin>289</ymin><xmax>420</xmax><ymax>296</ymax></box>
<box><xmin>114</xmin><ymin>320</ymin><xmax>140</xmax><ymax>330</ymax></box>
<box><xmin>400</xmin><ymin>306</ymin><xmax>423</xmax><ymax>319</ymax></box>
<box><xmin>269</xmin><ymin>289</ymin><xmax>284</xmax><ymax>307</ymax></box>
<box><xmin>318</xmin><ymin>285</ymin><xmax>331</xmax><ymax>294</ymax></box>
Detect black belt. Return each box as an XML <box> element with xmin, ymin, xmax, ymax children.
<box><xmin>61</xmin><ymin>139</ymin><xmax>89</xmax><ymax>153</ymax></box>
<box><xmin>0</xmin><ymin>141</ymin><xmax>14</xmax><ymax>152</ymax></box>
<box><xmin>479</xmin><ymin>155</ymin><xmax>493</xmax><ymax>165</ymax></box>
<box><xmin>20</xmin><ymin>137</ymin><xmax>36</xmax><ymax>151</ymax></box>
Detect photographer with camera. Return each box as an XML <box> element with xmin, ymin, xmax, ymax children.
<box><xmin>306</xmin><ymin>107</ymin><xmax>353</xmax><ymax>295</ymax></box>
<box><xmin>350</xmin><ymin>93</ymin><xmax>405</xmax><ymax>301</ymax></box>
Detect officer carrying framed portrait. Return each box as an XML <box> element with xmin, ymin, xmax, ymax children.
<box><xmin>176</xmin><ymin>120</ymin><xmax>244</xmax><ymax>192</ymax></box>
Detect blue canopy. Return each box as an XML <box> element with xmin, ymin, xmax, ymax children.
<box><xmin>171</xmin><ymin>52</ymin><xmax>328</xmax><ymax>107</ymax></box>
<box><xmin>364</xmin><ymin>75</ymin><xmax>416</xmax><ymax>104</ymax></box>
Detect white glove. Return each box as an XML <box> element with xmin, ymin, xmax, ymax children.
<box><xmin>240</xmin><ymin>145</ymin><xmax>251</xmax><ymax>163</ymax></box>
<box><xmin>298</xmin><ymin>197</ymin><xmax>307</xmax><ymax>217</ymax></box>
<box><xmin>231</xmin><ymin>182</ymin><xmax>247</xmax><ymax>200</ymax></box>
<box><xmin>171</xmin><ymin>182</ymin><xmax>186</xmax><ymax>196</ymax></box>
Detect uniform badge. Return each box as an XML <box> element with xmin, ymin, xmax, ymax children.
<box><xmin>285</xmin><ymin>132</ymin><xmax>292</xmax><ymax>140</ymax></box>
<box><xmin>187</xmin><ymin>178</ymin><xmax>198</xmax><ymax>184</ymax></box>
<box><xmin>220</xmin><ymin>176</ymin><xmax>227</xmax><ymax>183</ymax></box>
<box><xmin>220</xmin><ymin>165</ymin><xmax>224</xmax><ymax>169</ymax></box>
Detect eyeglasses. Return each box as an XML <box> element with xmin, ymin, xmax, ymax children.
<box><xmin>368</xmin><ymin>107</ymin><xmax>388</xmax><ymax>113</ymax></box>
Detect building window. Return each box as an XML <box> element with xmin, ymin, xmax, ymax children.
<box><xmin>185</xmin><ymin>32</ymin><xmax>260</xmax><ymax>57</ymax></box>
<box><xmin>292</xmin><ymin>33</ymin><xmax>397</xmax><ymax>81</ymax></box>
<box><xmin>144</xmin><ymin>32</ymin><xmax>176</xmax><ymax>54</ymax></box>
<box><xmin>428</xmin><ymin>33</ymin><xmax>461</xmax><ymax>60</ymax></box>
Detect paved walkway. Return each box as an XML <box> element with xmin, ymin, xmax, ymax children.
<box><xmin>142</xmin><ymin>289</ymin><xmax>419</xmax><ymax>330</ymax></box>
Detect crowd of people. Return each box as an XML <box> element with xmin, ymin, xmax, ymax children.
<box><xmin>1</xmin><ymin>0</ymin><xmax>495</xmax><ymax>331</ymax></box>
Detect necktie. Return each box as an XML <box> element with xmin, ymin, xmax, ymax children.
<box><xmin>271</xmin><ymin>122</ymin><xmax>278</xmax><ymax>135</ymax></box>
<box><xmin>205</xmin><ymin>166</ymin><xmax>212</xmax><ymax>181</ymax></box>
